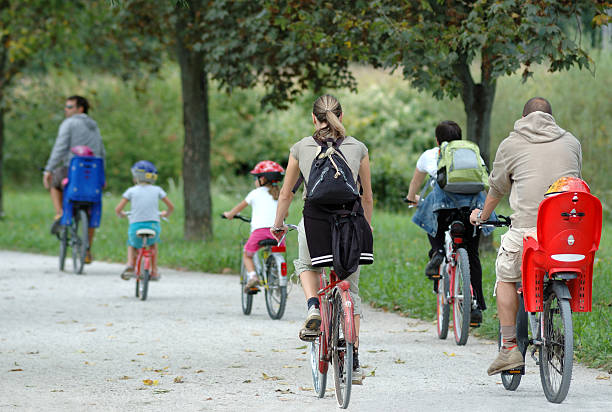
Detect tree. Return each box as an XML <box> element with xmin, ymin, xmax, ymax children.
<box><xmin>110</xmin><ymin>0</ymin><xmax>360</xmax><ymax>240</ymax></box>
<box><xmin>360</xmin><ymin>0</ymin><xmax>609</xmax><ymax>167</ymax></box>
<box><xmin>0</xmin><ymin>1</ymin><xmax>82</xmax><ymax>216</ymax></box>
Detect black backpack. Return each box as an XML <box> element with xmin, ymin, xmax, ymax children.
<box><xmin>293</xmin><ymin>137</ymin><xmax>359</xmax><ymax>205</ymax></box>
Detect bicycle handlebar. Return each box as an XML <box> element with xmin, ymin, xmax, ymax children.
<box><xmin>480</xmin><ymin>214</ymin><xmax>511</xmax><ymax>228</ymax></box>
<box><xmin>220</xmin><ymin>213</ymin><xmax>251</xmax><ymax>223</ymax></box>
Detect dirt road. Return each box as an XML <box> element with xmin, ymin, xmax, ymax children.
<box><xmin>1</xmin><ymin>251</ymin><xmax>610</xmax><ymax>411</ymax></box>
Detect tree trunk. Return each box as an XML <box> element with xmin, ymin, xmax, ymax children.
<box><xmin>175</xmin><ymin>2</ymin><xmax>213</xmax><ymax>241</ymax></box>
<box><xmin>454</xmin><ymin>56</ymin><xmax>497</xmax><ymax>251</ymax></box>
<box><xmin>0</xmin><ymin>105</ymin><xmax>4</xmax><ymax>218</ymax></box>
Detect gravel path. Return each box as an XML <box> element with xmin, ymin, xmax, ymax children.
<box><xmin>1</xmin><ymin>250</ymin><xmax>610</xmax><ymax>411</ymax></box>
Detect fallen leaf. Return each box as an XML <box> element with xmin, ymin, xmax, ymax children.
<box><xmin>85</xmin><ymin>328</ymin><xmax>97</xmax><ymax>332</ymax></box>
<box><xmin>137</xmin><ymin>353</ymin><xmax>145</xmax><ymax>356</ymax></box>
<box><xmin>180</xmin><ymin>366</ymin><xmax>191</xmax><ymax>370</ymax></box>
<box><xmin>368</xmin><ymin>368</ymin><xmax>377</xmax><ymax>377</ymax></box>
<box><xmin>271</xmin><ymin>349</ymin><xmax>285</xmax><ymax>352</ymax></box>
<box><xmin>174</xmin><ymin>376</ymin><xmax>184</xmax><ymax>383</ymax></box>
<box><xmin>205</xmin><ymin>397</ymin><xmax>213</xmax><ymax>401</ymax></box>
<box><xmin>229</xmin><ymin>365</ymin><xmax>244</xmax><ymax>368</ymax></box>
<box><xmin>282</xmin><ymin>365</ymin><xmax>301</xmax><ymax>369</ymax></box>
<box><xmin>596</xmin><ymin>375</ymin><xmax>610</xmax><ymax>380</ymax></box>
<box><xmin>161</xmin><ymin>355</ymin><xmax>169</xmax><ymax>359</ymax></box>
<box><xmin>142</xmin><ymin>379</ymin><xmax>159</xmax><ymax>386</ymax></box>
<box><xmin>243</xmin><ymin>379</ymin><xmax>252</xmax><ymax>383</ymax></box>
<box><xmin>244</xmin><ymin>349</ymin><xmax>256</xmax><ymax>353</ymax></box>
<box><xmin>251</xmin><ymin>332</ymin><xmax>261</xmax><ymax>336</ymax></box>
<box><xmin>9</xmin><ymin>368</ymin><xmax>23</xmax><ymax>372</ymax></box>
<box><xmin>295</xmin><ymin>345</ymin><xmax>307</xmax><ymax>350</ymax></box>
<box><xmin>105</xmin><ymin>323</ymin><xmax>113</xmax><ymax>327</ymax></box>
<box><xmin>443</xmin><ymin>352</ymin><xmax>456</xmax><ymax>357</ymax></box>
<box><xmin>50</xmin><ymin>389</ymin><xmax>64</xmax><ymax>392</ymax></box>
<box><xmin>275</xmin><ymin>388</ymin><xmax>294</xmax><ymax>394</ymax></box>
<box><xmin>153</xmin><ymin>389</ymin><xmax>171</xmax><ymax>394</ymax></box>
<box><xmin>394</xmin><ymin>359</ymin><xmax>406</xmax><ymax>364</ymax></box>
<box><xmin>26</xmin><ymin>351</ymin><xmax>39</xmax><ymax>355</ymax></box>
<box><xmin>78</xmin><ymin>350</ymin><xmax>86</xmax><ymax>353</ymax></box>
<box><xmin>299</xmin><ymin>386</ymin><xmax>313</xmax><ymax>391</ymax></box>
<box><xmin>195</xmin><ymin>370</ymin><xmax>205</xmax><ymax>373</ymax></box>
<box><xmin>262</xmin><ymin>372</ymin><xmax>282</xmax><ymax>381</ymax></box>
<box><xmin>119</xmin><ymin>376</ymin><xmax>131</xmax><ymax>380</ymax></box>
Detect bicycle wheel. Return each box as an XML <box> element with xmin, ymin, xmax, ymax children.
<box><xmin>332</xmin><ymin>294</ymin><xmax>353</xmax><ymax>409</ymax></box>
<box><xmin>539</xmin><ymin>291</ymin><xmax>573</xmax><ymax>403</ymax></box>
<box><xmin>436</xmin><ymin>269</ymin><xmax>450</xmax><ymax>340</ymax></box>
<box><xmin>240</xmin><ymin>258</ymin><xmax>253</xmax><ymax>315</ymax></box>
<box><xmin>59</xmin><ymin>226</ymin><xmax>68</xmax><ymax>271</ymax></box>
<box><xmin>138</xmin><ymin>268</ymin><xmax>150</xmax><ymax>301</ymax></box>
<box><xmin>264</xmin><ymin>255</ymin><xmax>287</xmax><ymax>320</ymax></box>
<box><xmin>500</xmin><ymin>293</ymin><xmax>528</xmax><ymax>390</ymax></box>
<box><xmin>72</xmin><ymin>209</ymin><xmax>88</xmax><ymax>274</ymax></box>
<box><xmin>452</xmin><ymin>248</ymin><xmax>471</xmax><ymax>345</ymax></box>
<box><xmin>310</xmin><ymin>332</ymin><xmax>328</xmax><ymax>398</ymax></box>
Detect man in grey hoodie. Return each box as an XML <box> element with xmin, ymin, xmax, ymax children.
<box><xmin>43</xmin><ymin>96</ymin><xmax>106</xmax><ymax>261</ymax></box>
<box><xmin>469</xmin><ymin>97</ymin><xmax>581</xmax><ymax>375</ymax></box>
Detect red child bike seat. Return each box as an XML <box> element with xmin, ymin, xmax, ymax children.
<box><xmin>521</xmin><ymin>191</ymin><xmax>602</xmax><ymax>312</ymax></box>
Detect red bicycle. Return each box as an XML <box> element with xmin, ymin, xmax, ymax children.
<box><xmin>281</xmin><ymin>224</ymin><xmax>357</xmax><ymax>408</ymax></box>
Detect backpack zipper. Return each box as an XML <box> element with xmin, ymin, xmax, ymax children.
<box><xmin>337</xmin><ymin>167</ymin><xmax>358</xmax><ymax>194</ymax></box>
<box><xmin>310</xmin><ymin>166</ymin><xmax>329</xmax><ymax>194</ymax></box>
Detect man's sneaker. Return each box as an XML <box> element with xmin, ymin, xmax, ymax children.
<box><xmin>487</xmin><ymin>345</ymin><xmax>524</xmax><ymax>376</ymax></box>
<box><xmin>244</xmin><ymin>276</ymin><xmax>260</xmax><ymax>293</ymax></box>
<box><xmin>352</xmin><ymin>349</ymin><xmax>363</xmax><ymax>385</ymax></box>
<box><xmin>425</xmin><ymin>252</ymin><xmax>444</xmax><ymax>279</ymax></box>
<box><xmin>470</xmin><ymin>308</ymin><xmax>483</xmax><ymax>327</ymax></box>
<box><xmin>120</xmin><ymin>267</ymin><xmax>135</xmax><ymax>280</ymax></box>
<box><xmin>50</xmin><ymin>217</ymin><xmax>62</xmax><ymax>236</ymax></box>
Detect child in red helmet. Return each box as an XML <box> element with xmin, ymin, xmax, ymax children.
<box><xmin>223</xmin><ymin>160</ymin><xmax>287</xmax><ymax>292</ymax></box>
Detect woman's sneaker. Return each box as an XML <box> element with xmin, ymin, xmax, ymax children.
<box><xmin>352</xmin><ymin>349</ymin><xmax>363</xmax><ymax>385</ymax></box>
<box><xmin>299</xmin><ymin>306</ymin><xmax>321</xmax><ymax>341</ymax></box>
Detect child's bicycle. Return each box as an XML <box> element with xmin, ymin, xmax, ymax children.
<box><xmin>57</xmin><ymin>155</ymin><xmax>105</xmax><ymax>274</ymax></box>
<box><xmin>281</xmin><ymin>225</ymin><xmax>357</xmax><ymax>409</ymax></box>
<box><xmin>124</xmin><ymin>212</ymin><xmax>166</xmax><ymax>301</ymax></box>
<box><xmin>221</xmin><ymin>214</ymin><xmax>288</xmax><ymax>319</ymax></box>
<box><xmin>481</xmin><ymin>189</ymin><xmax>602</xmax><ymax>403</ymax></box>
<box><xmin>404</xmin><ymin>198</ymin><xmax>477</xmax><ymax>345</ymax></box>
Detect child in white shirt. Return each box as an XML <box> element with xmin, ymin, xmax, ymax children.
<box><xmin>223</xmin><ymin>161</ymin><xmax>286</xmax><ymax>292</ymax></box>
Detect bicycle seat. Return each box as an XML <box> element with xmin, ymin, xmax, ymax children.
<box><xmin>258</xmin><ymin>238</ymin><xmax>278</xmax><ymax>247</ymax></box>
<box><xmin>136</xmin><ymin>228</ymin><xmax>156</xmax><ymax>238</ymax></box>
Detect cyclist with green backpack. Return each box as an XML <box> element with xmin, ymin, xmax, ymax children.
<box><xmin>407</xmin><ymin>121</ymin><xmax>493</xmax><ymax>324</ymax></box>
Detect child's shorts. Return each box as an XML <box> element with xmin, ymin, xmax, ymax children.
<box><xmin>128</xmin><ymin>221</ymin><xmax>161</xmax><ymax>248</ymax></box>
<box><xmin>244</xmin><ymin>227</ymin><xmax>285</xmax><ymax>255</ymax></box>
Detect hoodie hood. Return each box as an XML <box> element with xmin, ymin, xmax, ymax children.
<box><xmin>513</xmin><ymin>111</ymin><xmax>567</xmax><ymax>144</ymax></box>
<box><xmin>71</xmin><ymin>113</ymin><xmax>98</xmax><ymax>131</ymax></box>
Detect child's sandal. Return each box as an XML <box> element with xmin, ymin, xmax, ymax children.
<box><xmin>120</xmin><ymin>266</ymin><xmax>135</xmax><ymax>280</ymax></box>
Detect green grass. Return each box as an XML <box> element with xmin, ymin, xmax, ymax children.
<box><xmin>1</xmin><ymin>188</ymin><xmax>610</xmax><ymax>371</ymax></box>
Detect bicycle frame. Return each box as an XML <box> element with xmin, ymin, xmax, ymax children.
<box><xmin>316</xmin><ymin>270</ymin><xmax>356</xmax><ymax>373</ymax></box>
<box><xmin>135</xmin><ymin>238</ymin><xmax>154</xmax><ymax>281</ymax></box>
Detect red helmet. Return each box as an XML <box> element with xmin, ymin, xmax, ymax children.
<box><xmin>545</xmin><ymin>176</ymin><xmax>591</xmax><ymax>197</ymax></box>
<box><xmin>71</xmin><ymin>145</ymin><xmax>94</xmax><ymax>157</ymax></box>
<box><xmin>250</xmin><ymin>160</ymin><xmax>285</xmax><ymax>181</ymax></box>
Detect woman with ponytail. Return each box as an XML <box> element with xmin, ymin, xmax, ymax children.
<box><xmin>270</xmin><ymin>94</ymin><xmax>373</xmax><ymax>384</ymax></box>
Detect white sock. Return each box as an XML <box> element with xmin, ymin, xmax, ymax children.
<box><xmin>247</xmin><ymin>271</ymin><xmax>257</xmax><ymax>280</ymax></box>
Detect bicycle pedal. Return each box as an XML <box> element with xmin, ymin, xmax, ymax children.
<box><xmin>246</xmin><ymin>287</ymin><xmax>260</xmax><ymax>295</ymax></box>
<box><xmin>429</xmin><ymin>274</ymin><xmax>441</xmax><ymax>279</ymax></box>
<box><xmin>502</xmin><ymin>367</ymin><xmax>525</xmax><ymax>376</ymax></box>
<box><xmin>469</xmin><ymin>322</ymin><xmax>481</xmax><ymax>328</ymax></box>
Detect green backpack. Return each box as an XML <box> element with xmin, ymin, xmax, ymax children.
<box><xmin>436</xmin><ymin>140</ymin><xmax>489</xmax><ymax>194</ymax></box>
